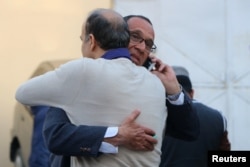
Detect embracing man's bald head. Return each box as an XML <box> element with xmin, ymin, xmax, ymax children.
<box><xmin>83</xmin><ymin>8</ymin><xmax>130</xmax><ymax>50</ymax></box>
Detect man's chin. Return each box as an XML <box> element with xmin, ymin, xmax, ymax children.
<box><xmin>131</xmin><ymin>57</ymin><xmax>140</xmax><ymax>65</ymax></box>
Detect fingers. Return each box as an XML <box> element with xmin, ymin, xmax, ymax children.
<box><xmin>143</xmin><ymin>140</ymin><xmax>155</xmax><ymax>151</ymax></box>
<box><xmin>144</xmin><ymin>134</ymin><xmax>158</xmax><ymax>145</ymax></box>
<box><xmin>135</xmin><ymin>134</ymin><xmax>157</xmax><ymax>151</ymax></box>
<box><xmin>129</xmin><ymin>109</ymin><xmax>141</xmax><ymax>121</ymax></box>
<box><xmin>150</xmin><ymin>56</ymin><xmax>167</xmax><ymax>72</ymax></box>
<box><xmin>130</xmin><ymin>133</ymin><xmax>157</xmax><ymax>151</ymax></box>
<box><xmin>141</xmin><ymin>126</ymin><xmax>155</xmax><ymax>136</ymax></box>
<box><xmin>149</xmin><ymin>53</ymin><xmax>156</xmax><ymax>58</ymax></box>
<box><xmin>119</xmin><ymin>109</ymin><xmax>158</xmax><ymax>151</ymax></box>
<box><xmin>122</xmin><ymin>109</ymin><xmax>141</xmax><ymax>124</ymax></box>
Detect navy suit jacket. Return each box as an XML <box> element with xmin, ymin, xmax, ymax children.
<box><xmin>160</xmin><ymin>100</ymin><xmax>227</xmax><ymax>167</ymax></box>
<box><xmin>29</xmin><ymin>106</ymin><xmax>50</xmax><ymax>167</ymax></box>
<box><xmin>43</xmin><ymin>91</ymin><xmax>199</xmax><ymax>167</ymax></box>
<box><xmin>43</xmin><ymin>107</ymin><xmax>107</xmax><ymax>167</ymax></box>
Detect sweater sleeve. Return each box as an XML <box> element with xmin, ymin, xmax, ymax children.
<box><xmin>15</xmin><ymin>59</ymin><xmax>84</xmax><ymax>107</ymax></box>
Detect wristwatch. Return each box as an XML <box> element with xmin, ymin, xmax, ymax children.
<box><xmin>167</xmin><ymin>85</ymin><xmax>183</xmax><ymax>101</ymax></box>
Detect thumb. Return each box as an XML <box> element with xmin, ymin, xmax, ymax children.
<box><xmin>122</xmin><ymin>109</ymin><xmax>141</xmax><ymax>125</ymax></box>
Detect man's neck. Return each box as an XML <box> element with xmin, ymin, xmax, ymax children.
<box><xmin>101</xmin><ymin>48</ymin><xmax>131</xmax><ymax>60</ymax></box>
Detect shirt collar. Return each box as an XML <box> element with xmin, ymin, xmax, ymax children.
<box><xmin>101</xmin><ymin>48</ymin><xmax>131</xmax><ymax>60</ymax></box>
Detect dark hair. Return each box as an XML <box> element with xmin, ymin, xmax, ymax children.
<box><xmin>123</xmin><ymin>15</ymin><xmax>152</xmax><ymax>25</ymax></box>
<box><xmin>85</xmin><ymin>9</ymin><xmax>130</xmax><ymax>50</ymax></box>
<box><xmin>176</xmin><ymin>75</ymin><xmax>193</xmax><ymax>94</ymax></box>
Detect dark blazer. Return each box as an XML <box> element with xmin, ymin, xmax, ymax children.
<box><xmin>165</xmin><ymin>92</ymin><xmax>199</xmax><ymax>140</ymax></box>
<box><xmin>43</xmin><ymin>91</ymin><xmax>199</xmax><ymax>167</ymax></box>
<box><xmin>43</xmin><ymin>107</ymin><xmax>107</xmax><ymax>167</ymax></box>
<box><xmin>29</xmin><ymin>106</ymin><xmax>50</xmax><ymax>167</ymax></box>
<box><xmin>160</xmin><ymin>100</ymin><xmax>228</xmax><ymax>167</ymax></box>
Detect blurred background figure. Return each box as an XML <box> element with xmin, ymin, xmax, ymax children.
<box><xmin>29</xmin><ymin>106</ymin><xmax>50</xmax><ymax>167</ymax></box>
<box><xmin>160</xmin><ymin>66</ymin><xmax>231</xmax><ymax>167</ymax></box>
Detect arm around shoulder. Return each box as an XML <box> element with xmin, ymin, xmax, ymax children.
<box><xmin>43</xmin><ymin>107</ymin><xmax>107</xmax><ymax>157</ymax></box>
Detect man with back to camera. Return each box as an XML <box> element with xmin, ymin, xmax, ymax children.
<box><xmin>16</xmin><ymin>8</ymin><xmax>168</xmax><ymax>167</ymax></box>
<box><xmin>23</xmin><ymin>13</ymin><xmax>199</xmax><ymax>166</ymax></box>
<box><xmin>42</xmin><ymin>14</ymin><xmax>200</xmax><ymax>166</ymax></box>
<box><xmin>160</xmin><ymin>66</ymin><xmax>231</xmax><ymax>167</ymax></box>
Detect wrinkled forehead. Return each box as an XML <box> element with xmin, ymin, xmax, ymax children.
<box><xmin>127</xmin><ymin>17</ymin><xmax>155</xmax><ymax>41</ymax></box>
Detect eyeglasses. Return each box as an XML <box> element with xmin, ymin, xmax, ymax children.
<box><xmin>130</xmin><ymin>32</ymin><xmax>157</xmax><ymax>52</ymax></box>
<box><xmin>80</xmin><ymin>34</ymin><xmax>90</xmax><ymax>42</ymax></box>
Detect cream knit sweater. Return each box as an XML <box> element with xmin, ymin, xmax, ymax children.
<box><xmin>16</xmin><ymin>58</ymin><xmax>167</xmax><ymax>167</ymax></box>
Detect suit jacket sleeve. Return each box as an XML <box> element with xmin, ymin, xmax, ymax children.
<box><xmin>43</xmin><ymin>107</ymin><xmax>107</xmax><ymax>157</ymax></box>
<box><xmin>165</xmin><ymin>91</ymin><xmax>200</xmax><ymax>141</ymax></box>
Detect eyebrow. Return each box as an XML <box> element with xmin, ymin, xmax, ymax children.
<box><xmin>130</xmin><ymin>30</ymin><xmax>153</xmax><ymax>42</ymax></box>
<box><xmin>130</xmin><ymin>30</ymin><xmax>143</xmax><ymax>36</ymax></box>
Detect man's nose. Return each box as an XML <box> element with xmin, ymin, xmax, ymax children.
<box><xmin>135</xmin><ymin>41</ymin><xmax>147</xmax><ymax>50</ymax></box>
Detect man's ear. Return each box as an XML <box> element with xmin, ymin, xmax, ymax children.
<box><xmin>88</xmin><ymin>34</ymin><xmax>96</xmax><ymax>51</ymax></box>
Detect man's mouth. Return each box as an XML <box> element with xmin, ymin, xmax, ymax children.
<box><xmin>131</xmin><ymin>54</ymin><xmax>140</xmax><ymax>65</ymax></box>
